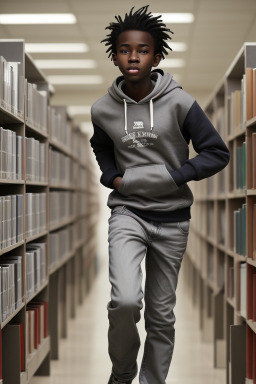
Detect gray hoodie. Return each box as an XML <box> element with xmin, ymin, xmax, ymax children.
<box><xmin>91</xmin><ymin>70</ymin><xmax>229</xmax><ymax>214</ymax></box>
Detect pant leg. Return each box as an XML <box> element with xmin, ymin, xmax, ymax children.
<box><xmin>108</xmin><ymin>207</ymin><xmax>147</xmax><ymax>382</ymax></box>
<box><xmin>139</xmin><ymin>220</ymin><xmax>189</xmax><ymax>384</ymax></box>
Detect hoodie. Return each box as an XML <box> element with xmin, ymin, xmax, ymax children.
<box><xmin>90</xmin><ymin>69</ymin><xmax>229</xmax><ymax>220</ymax></box>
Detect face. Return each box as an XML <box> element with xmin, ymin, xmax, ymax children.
<box><xmin>112</xmin><ymin>30</ymin><xmax>161</xmax><ymax>84</ymax></box>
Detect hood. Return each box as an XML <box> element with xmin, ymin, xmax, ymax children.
<box><xmin>108</xmin><ymin>69</ymin><xmax>182</xmax><ymax>135</ymax></box>
<box><xmin>108</xmin><ymin>69</ymin><xmax>182</xmax><ymax>104</ymax></box>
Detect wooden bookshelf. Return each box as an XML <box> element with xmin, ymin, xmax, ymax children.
<box><xmin>183</xmin><ymin>43</ymin><xmax>256</xmax><ymax>384</ymax></box>
<box><xmin>0</xmin><ymin>39</ymin><xmax>99</xmax><ymax>383</ymax></box>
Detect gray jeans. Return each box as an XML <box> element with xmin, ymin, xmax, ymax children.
<box><xmin>107</xmin><ymin>206</ymin><xmax>189</xmax><ymax>384</ymax></box>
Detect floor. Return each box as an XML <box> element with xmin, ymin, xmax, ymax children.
<box><xmin>30</xmin><ymin>189</ymin><xmax>226</xmax><ymax>384</ymax></box>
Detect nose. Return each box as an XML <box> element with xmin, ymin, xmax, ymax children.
<box><xmin>128</xmin><ymin>50</ymin><xmax>139</xmax><ymax>62</ymax></box>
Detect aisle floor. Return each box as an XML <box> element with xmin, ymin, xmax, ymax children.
<box><xmin>30</xmin><ymin>256</ymin><xmax>225</xmax><ymax>384</ymax></box>
<box><xmin>31</xmin><ymin>193</ymin><xmax>225</xmax><ymax>384</ymax></box>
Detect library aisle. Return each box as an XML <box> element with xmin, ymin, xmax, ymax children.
<box><xmin>30</xmin><ymin>192</ymin><xmax>226</xmax><ymax>384</ymax></box>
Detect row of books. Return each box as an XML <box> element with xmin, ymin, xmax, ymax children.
<box><xmin>49</xmin><ymin>107</ymin><xmax>71</xmax><ymax>149</ymax></box>
<box><xmin>246</xmin><ymin>325</ymin><xmax>256</xmax><ymax>382</ymax></box>
<box><xmin>49</xmin><ymin>191</ymin><xmax>75</xmax><ymax>228</ymax></box>
<box><xmin>0</xmin><ymin>127</ymin><xmax>22</xmax><ymax>180</ymax></box>
<box><xmin>207</xmin><ymin>244</ymin><xmax>214</xmax><ymax>282</ymax></box>
<box><xmin>218</xmin><ymin>206</ymin><xmax>226</xmax><ymax>246</ymax></box>
<box><xmin>252</xmin><ymin>204</ymin><xmax>256</xmax><ymax>260</ymax></box>
<box><xmin>26</xmin><ymin>243</ymin><xmax>47</xmax><ymax>301</ymax></box>
<box><xmin>72</xmin><ymin>130</ymin><xmax>87</xmax><ymax>165</ymax></box>
<box><xmin>76</xmin><ymin>217</ymin><xmax>87</xmax><ymax>244</ymax></box>
<box><xmin>0</xmin><ymin>194</ymin><xmax>23</xmax><ymax>250</ymax></box>
<box><xmin>251</xmin><ymin>132</ymin><xmax>256</xmax><ymax>189</ymax></box>
<box><xmin>228</xmin><ymin>265</ymin><xmax>235</xmax><ymax>300</ymax></box>
<box><xmin>234</xmin><ymin>204</ymin><xmax>246</xmax><ymax>256</ymax></box>
<box><xmin>0</xmin><ymin>55</ymin><xmax>24</xmax><ymax>118</ymax></box>
<box><xmin>26</xmin><ymin>300</ymin><xmax>48</xmax><ymax>360</ymax></box>
<box><xmin>26</xmin><ymin>82</ymin><xmax>47</xmax><ymax>133</ymax></box>
<box><xmin>240</xmin><ymin>263</ymin><xmax>247</xmax><ymax>318</ymax></box>
<box><xmin>49</xmin><ymin>225</ymin><xmax>75</xmax><ymax>270</ymax></box>
<box><xmin>26</xmin><ymin>137</ymin><xmax>46</xmax><ymax>183</ymax></box>
<box><xmin>234</xmin><ymin>143</ymin><xmax>246</xmax><ymax>190</ymax></box>
<box><xmin>25</xmin><ymin>193</ymin><xmax>46</xmax><ymax>240</ymax></box>
<box><xmin>228</xmin><ymin>67</ymin><xmax>256</xmax><ymax>136</ymax></box>
<box><xmin>0</xmin><ymin>255</ymin><xmax>22</xmax><ymax>322</ymax></box>
<box><xmin>78</xmin><ymin>167</ymin><xmax>87</xmax><ymax>190</ymax></box>
<box><xmin>49</xmin><ymin>148</ymin><xmax>74</xmax><ymax>187</ymax></box>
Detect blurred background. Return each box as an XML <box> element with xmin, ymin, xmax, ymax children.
<box><xmin>1</xmin><ymin>0</ymin><xmax>256</xmax><ymax>135</ymax></box>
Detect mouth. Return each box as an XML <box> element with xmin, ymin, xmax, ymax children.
<box><xmin>127</xmin><ymin>67</ymin><xmax>140</xmax><ymax>73</ymax></box>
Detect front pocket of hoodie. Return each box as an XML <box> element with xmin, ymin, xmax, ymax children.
<box><xmin>118</xmin><ymin>164</ymin><xmax>178</xmax><ymax>198</ymax></box>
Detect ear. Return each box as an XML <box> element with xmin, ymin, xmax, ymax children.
<box><xmin>152</xmin><ymin>53</ymin><xmax>162</xmax><ymax>67</ymax></box>
<box><xmin>112</xmin><ymin>53</ymin><xmax>118</xmax><ymax>66</ymax></box>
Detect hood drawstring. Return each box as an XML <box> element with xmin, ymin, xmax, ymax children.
<box><xmin>123</xmin><ymin>99</ymin><xmax>128</xmax><ymax>136</ymax></box>
<box><xmin>149</xmin><ymin>99</ymin><xmax>154</xmax><ymax>131</ymax></box>
<box><xmin>123</xmin><ymin>98</ymin><xmax>154</xmax><ymax>135</ymax></box>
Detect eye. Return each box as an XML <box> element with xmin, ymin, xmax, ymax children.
<box><xmin>120</xmin><ymin>49</ymin><xmax>129</xmax><ymax>54</ymax></box>
<box><xmin>139</xmin><ymin>50</ymin><xmax>149</xmax><ymax>54</ymax></box>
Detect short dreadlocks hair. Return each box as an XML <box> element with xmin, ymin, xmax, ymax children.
<box><xmin>101</xmin><ymin>5</ymin><xmax>173</xmax><ymax>59</ymax></box>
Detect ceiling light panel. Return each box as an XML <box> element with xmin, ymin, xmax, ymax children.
<box><xmin>47</xmin><ymin>75</ymin><xmax>103</xmax><ymax>84</ymax></box>
<box><xmin>0</xmin><ymin>14</ymin><xmax>77</xmax><ymax>24</ymax></box>
<box><xmin>25</xmin><ymin>43</ymin><xmax>88</xmax><ymax>53</ymax></box>
<box><xmin>153</xmin><ymin>13</ymin><xmax>194</xmax><ymax>23</ymax></box>
<box><xmin>35</xmin><ymin>60</ymin><xmax>96</xmax><ymax>69</ymax></box>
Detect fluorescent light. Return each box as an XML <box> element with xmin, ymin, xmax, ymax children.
<box><xmin>168</xmin><ymin>42</ymin><xmax>187</xmax><ymax>52</ymax></box>
<box><xmin>67</xmin><ymin>106</ymin><xmax>91</xmax><ymax>115</ymax></box>
<box><xmin>26</xmin><ymin>43</ymin><xmax>88</xmax><ymax>53</ymax></box>
<box><xmin>153</xmin><ymin>13</ymin><xmax>194</xmax><ymax>23</ymax></box>
<box><xmin>35</xmin><ymin>59</ymin><xmax>96</xmax><ymax>69</ymax></box>
<box><xmin>159</xmin><ymin>58</ymin><xmax>185</xmax><ymax>68</ymax></box>
<box><xmin>47</xmin><ymin>75</ymin><xmax>103</xmax><ymax>84</ymax></box>
<box><xmin>0</xmin><ymin>13</ymin><xmax>76</xmax><ymax>24</ymax></box>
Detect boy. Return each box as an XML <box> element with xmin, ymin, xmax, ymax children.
<box><xmin>90</xmin><ymin>6</ymin><xmax>229</xmax><ymax>384</ymax></box>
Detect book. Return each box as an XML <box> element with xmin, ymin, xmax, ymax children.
<box><xmin>252</xmin><ymin>133</ymin><xmax>256</xmax><ymax>189</ymax></box>
<box><xmin>253</xmin><ymin>204</ymin><xmax>256</xmax><ymax>260</ymax></box>
<box><xmin>240</xmin><ymin>263</ymin><xmax>247</xmax><ymax>318</ymax></box>
<box><xmin>246</xmin><ymin>68</ymin><xmax>254</xmax><ymax>121</ymax></box>
<box><xmin>253</xmin><ymin>68</ymin><xmax>256</xmax><ymax>117</ymax></box>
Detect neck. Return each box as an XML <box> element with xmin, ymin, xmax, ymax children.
<box><xmin>124</xmin><ymin>79</ymin><xmax>154</xmax><ymax>102</ymax></box>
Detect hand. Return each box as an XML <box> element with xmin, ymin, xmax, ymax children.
<box><xmin>113</xmin><ymin>176</ymin><xmax>122</xmax><ymax>190</ymax></box>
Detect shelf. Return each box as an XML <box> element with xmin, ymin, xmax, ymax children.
<box><xmin>25</xmin><ymin>181</ymin><xmax>48</xmax><ymax>187</ymax></box>
<box><xmin>247</xmin><ymin>319</ymin><xmax>256</xmax><ymax>334</ymax></box>
<box><xmin>0</xmin><ymin>179</ymin><xmax>24</xmax><ymax>185</ymax></box>
<box><xmin>227</xmin><ymin>190</ymin><xmax>247</xmax><ymax>199</ymax></box>
<box><xmin>49</xmin><ymin>138</ymin><xmax>72</xmax><ymax>157</ymax></box>
<box><xmin>247</xmin><ymin>258</ymin><xmax>256</xmax><ymax>268</ymax></box>
<box><xmin>247</xmin><ymin>189</ymin><xmax>256</xmax><ymax>196</ymax></box>
<box><xmin>1</xmin><ymin>302</ymin><xmax>25</xmax><ymax>329</ymax></box>
<box><xmin>25</xmin><ymin>121</ymin><xmax>48</xmax><ymax>139</ymax></box>
<box><xmin>49</xmin><ymin>216</ymin><xmax>76</xmax><ymax>232</ymax></box>
<box><xmin>26</xmin><ymin>280</ymin><xmax>48</xmax><ymax>304</ymax></box>
<box><xmin>49</xmin><ymin>184</ymin><xmax>76</xmax><ymax>191</ymax></box>
<box><xmin>0</xmin><ymin>240</ymin><xmax>24</xmax><ymax>256</ymax></box>
<box><xmin>0</xmin><ymin>102</ymin><xmax>24</xmax><ymax>124</ymax></box>
<box><xmin>27</xmin><ymin>336</ymin><xmax>50</xmax><ymax>382</ymax></box>
<box><xmin>49</xmin><ymin>249</ymin><xmax>75</xmax><ymax>275</ymax></box>
<box><xmin>247</xmin><ymin>116</ymin><xmax>256</xmax><ymax>128</ymax></box>
<box><xmin>26</xmin><ymin>230</ymin><xmax>48</xmax><ymax>243</ymax></box>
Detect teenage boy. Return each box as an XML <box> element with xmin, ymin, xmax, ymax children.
<box><xmin>90</xmin><ymin>6</ymin><xmax>229</xmax><ymax>384</ymax></box>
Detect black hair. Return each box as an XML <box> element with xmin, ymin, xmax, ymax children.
<box><xmin>101</xmin><ymin>5</ymin><xmax>173</xmax><ymax>59</ymax></box>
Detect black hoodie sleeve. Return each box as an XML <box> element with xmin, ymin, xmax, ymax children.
<box><xmin>90</xmin><ymin>123</ymin><xmax>122</xmax><ymax>188</ymax></box>
<box><xmin>170</xmin><ymin>101</ymin><xmax>230</xmax><ymax>186</ymax></box>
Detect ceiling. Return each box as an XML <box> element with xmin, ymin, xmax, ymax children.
<box><xmin>1</xmin><ymin>0</ymin><xmax>256</xmax><ymax>132</ymax></box>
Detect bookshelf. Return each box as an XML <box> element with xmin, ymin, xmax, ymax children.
<box><xmin>0</xmin><ymin>40</ymin><xmax>99</xmax><ymax>383</ymax></box>
<box><xmin>183</xmin><ymin>43</ymin><xmax>256</xmax><ymax>384</ymax></box>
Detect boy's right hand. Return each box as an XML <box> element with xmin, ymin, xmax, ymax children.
<box><xmin>113</xmin><ymin>176</ymin><xmax>122</xmax><ymax>190</ymax></box>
